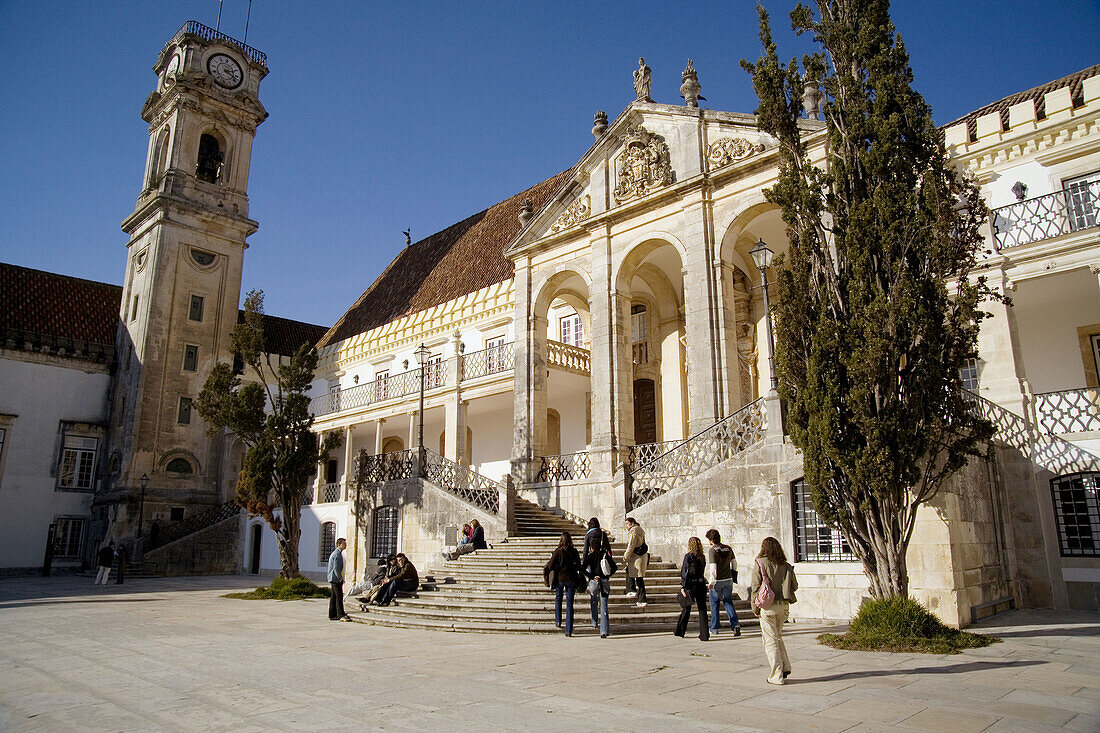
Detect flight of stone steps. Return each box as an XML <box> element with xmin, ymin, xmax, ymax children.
<box><xmin>351</xmin><ymin>497</ymin><xmax>754</xmax><ymax>635</ymax></box>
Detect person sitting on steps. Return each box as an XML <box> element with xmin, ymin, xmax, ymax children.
<box><xmin>362</xmin><ymin>554</ymin><xmax>398</xmax><ymax>605</ymax></box>
<box><xmin>374</xmin><ymin>553</ymin><xmax>419</xmax><ymax>606</ymax></box>
<box><xmin>442</xmin><ymin>518</ymin><xmax>488</xmax><ymax>560</ymax></box>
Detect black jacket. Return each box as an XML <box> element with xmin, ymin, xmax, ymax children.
<box><xmin>471</xmin><ymin>525</ymin><xmax>487</xmax><ymax>550</ymax></box>
<box><xmin>583</xmin><ymin>548</ymin><xmax>616</xmax><ymax>580</ymax></box>
<box><xmin>97</xmin><ymin>546</ymin><xmax>114</xmax><ymax>567</ymax></box>
<box><xmin>680</xmin><ymin>553</ymin><xmax>706</xmax><ymax>589</ymax></box>
<box><xmin>543</xmin><ymin>545</ymin><xmax>582</xmax><ymax>587</ymax></box>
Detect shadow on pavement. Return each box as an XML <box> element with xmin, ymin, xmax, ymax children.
<box><xmin>793</xmin><ymin>658</ymin><xmax>1043</xmax><ymax>683</ymax></box>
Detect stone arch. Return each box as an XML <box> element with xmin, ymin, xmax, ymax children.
<box><xmin>614</xmin><ymin>232</ymin><xmax>688</xmax><ymax>293</ymax></box>
<box><xmin>159</xmin><ymin>449</ymin><xmax>201</xmax><ymax>476</ymax></box>
<box><xmin>532</xmin><ymin>267</ymin><xmax>592</xmax><ymax>317</ymax></box>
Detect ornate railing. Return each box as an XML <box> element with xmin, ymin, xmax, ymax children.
<box><xmin>1035</xmin><ymin>388</ymin><xmax>1100</xmax><ymax>435</ymax></box>
<box><xmin>462</xmin><ymin>342</ymin><xmax>514</xmax><ymax>381</ymax></box>
<box><xmin>630</xmin><ymin>398</ymin><xmax>767</xmax><ymax>508</ymax></box>
<box><xmin>356</xmin><ymin>449</ymin><xmax>414</xmax><ymax>484</ymax></box>
<box><xmin>421</xmin><ymin>448</ymin><xmax>501</xmax><ymax>514</ymax></box>
<box><xmin>319</xmin><ymin>481</ymin><xmax>343</xmax><ymax>503</ymax></box>
<box><xmin>547</xmin><ymin>340</ymin><xmax>591</xmax><ymax>375</ymax></box>
<box><xmin>537</xmin><ymin>452</ymin><xmax>592</xmax><ymax>482</ymax></box>
<box><xmin>146</xmin><ymin>500</ymin><xmax>239</xmax><ymax>551</ymax></box>
<box><xmin>964</xmin><ymin>391</ymin><xmax>1100</xmax><ymax>476</ymax></box>
<box><xmin>169</xmin><ymin>20</ymin><xmax>267</xmax><ymax>66</ymax></box>
<box><xmin>309</xmin><ymin>365</ymin><xmax>448</xmax><ymax>417</ymax></box>
<box><xmin>625</xmin><ymin>440</ymin><xmax>681</xmax><ymax>471</ymax></box>
<box><xmin>990</xmin><ymin>180</ymin><xmax>1099</xmax><ymax>251</ymax></box>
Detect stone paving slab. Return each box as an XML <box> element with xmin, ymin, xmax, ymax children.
<box><xmin>0</xmin><ymin>575</ymin><xmax>1098</xmax><ymax>732</ymax></box>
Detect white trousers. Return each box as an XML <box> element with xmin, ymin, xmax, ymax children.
<box><xmin>95</xmin><ymin>566</ymin><xmax>112</xmax><ymax>585</ymax></box>
<box><xmin>759</xmin><ymin>601</ymin><xmax>791</xmax><ymax>684</ymax></box>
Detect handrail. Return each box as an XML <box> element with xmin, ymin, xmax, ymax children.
<box><xmin>629</xmin><ymin>398</ymin><xmax>767</xmax><ymax>508</ymax></box>
<box><xmin>1034</xmin><ymin>387</ymin><xmax>1100</xmax><ymax>435</ymax></box>
<box><xmin>145</xmin><ymin>500</ymin><xmax>239</xmax><ymax>551</ymax></box>
<box><xmin>461</xmin><ymin>342</ymin><xmax>515</xmax><ymax>381</ymax></box>
<box><xmin>310</xmin><ymin>364</ymin><xmax>448</xmax><ymax>417</ymax></box>
<box><xmin>421</xmin><ymin>448</ymin><xmax>501</xmax><ymax>514</ymax></box>
<box><xmin>166</xmin><ymin>20</ymin><xmax>267</xmax><ymax>66</ymax></box>
<box><xmin>537</xmin><ymin>452</ymin><xmax>592</xmax><ymax>482</ymax></box>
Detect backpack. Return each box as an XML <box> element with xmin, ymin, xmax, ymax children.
<box><xmin>754</xmin><ymin>558</ymin><xmax>776</xmax><ymax>610</ymax></box>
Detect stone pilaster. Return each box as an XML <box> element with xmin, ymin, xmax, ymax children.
<box><xmin>511</xmin><ymin>260</ymin><xmax>543</xmax><ymax>483</ymax></box>
<box><xmin>342</xmin><ymin>425</ymin><xmax>355</xmax><ymax>501</ymax></box>
<box><xmin>374</xmin><ymin>418</ymin><xmax>385</xmax><ymax>455</ymax></box>
<box><xmin>589</xmin><ymin>229</ymin><xmax>632</xmax><ymax>480</ymax></box>
<box><xmin>681</xmin><ymin>205</ymin><xmax>722</xmax><ymax>431</ymax></box>
<box><xmin>444</xmin><ymin>399</ymin><xmax>468</xmax><ymax>464</ymax></box>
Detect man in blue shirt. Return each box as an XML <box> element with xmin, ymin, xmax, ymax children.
<box><xmin>328</xmin><ymin>538</ymin><xmax>351</xmax><ymax>621</ymax></box>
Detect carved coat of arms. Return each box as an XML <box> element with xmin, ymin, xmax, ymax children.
<box><xmin>613</xmin><ymin>126</ymin><xmax>673</xmax><ymax>203</ymax></box>
<box><xmin>706</xmin><ymin>137</ymin><xmax>766</xmax><ymax>170</ymax></box>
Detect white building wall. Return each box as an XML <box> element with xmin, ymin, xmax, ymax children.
<box><xmin>0</xmin><ymin>355</ymin><xmax>110</xmax><ymax>570</ymax></box>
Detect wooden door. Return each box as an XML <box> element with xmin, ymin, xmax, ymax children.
<box><xmin>634</xmin><ymin>379</ymin><xmax>657</xmax><ymax>445</ymax></box>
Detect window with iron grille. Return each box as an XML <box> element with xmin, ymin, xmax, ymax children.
<box><xmin>1051</xmin><ymin>473</ymin><xmax>1099</xmax><ymax>556</ymax></box>
<box><xmin>792</xmin><ymin>477</ymin><xmax>857</xmax><ymax>562</ymax></box>
<box><xmin>372</xmin><ymin>506</ymin><xmax>399</xmax><ymax>558</ymax></box>
<box><xmin>1063</xmin><ymin>172</ymin><xmax>1099</xmax><ymax>232</ymax></box>
<box><xmin>54</xmin><ymin>517</ymin><xmax>86</xmax><ymax>559</ymax></box>
<box><xmin>319</xmin><ymin>521</ymin><xmax>337</xmax><ymax>564</ymax></box>
<box><xmin>59</xmin><ymin>435</ymin><xmax>98</xmax><ymax>490</ymax></box>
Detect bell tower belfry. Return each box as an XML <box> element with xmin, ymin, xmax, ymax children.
<box><xmin>101</xmin><ymin>22</ymin><xmax>268</xmax><ymax>541</ymax></box>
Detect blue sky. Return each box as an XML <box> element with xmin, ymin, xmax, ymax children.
<box><xmin>1</xmin><ymin>1</ymin><xmax>1097</xmax><ymax>327</ymax></box>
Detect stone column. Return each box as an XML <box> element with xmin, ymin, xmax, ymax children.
<box><xmin>976</xmin><ymin>270</ymin><xmax>1030</xmax><ymax>417</ymax></box>
<box><xmin>444</xmin><ymin>399</ymin><xmax>469</xmax><ymax>464</ymax></box>
<box><xmin>511</xmin><ymin>260</ymin><xmax>544</xmax><ymax>483</ymax></box>
<box><xmin>374</xmin><ymin>418</ymin><xmax>385</xmax><ymax>454</ymax></box>
<box><xmin>342</xmin><ymin>425</ymin><xmax>355</xmax><ymax>501</ymax></box>
<box><xmin>683</xmin><ymin>244</ymin><xmax>722</xmax><ymax>432</ymax></box>
<box><xmin>589</xmin><ymin>229</ymin><xmax>633</xmax><ymax>481</ymax></box>
<box><xmin>407</xmin><ymin>412</ymin><xmax>417</xmax><ymax>452</ymax></box>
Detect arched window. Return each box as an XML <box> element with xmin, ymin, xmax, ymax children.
<box><xmin>165</xmin><ymin>457</ymin><xmax>193</xmax><ymax>475</ymax></box>
<box><xmin>196</xmin><ymin>134</ymin><xmax>223</xmax><ymax>184</ymax></box>
<box><xmin>319</xmin><ymin>521</ymin><xmax>337</xmax><ymax>564</ymax></box>
<box><xmin>372</xmin><ymin>506</ymin><xmax>398</xmax><ymax>558</ymax></box>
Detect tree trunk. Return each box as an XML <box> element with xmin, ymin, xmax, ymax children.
<box><xmin>277</xmin><ymin>502</ymin><xmax>302</xmax><ymax>578</ymax></box>
<box><xmin>864</xmin><ymin>542</ymin><xmax>909</xmax><ymax>598</ymax></box>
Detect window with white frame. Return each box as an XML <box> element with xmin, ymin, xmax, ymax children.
<box><xmin>486</xmin><ymin>335</ymin><xmax>507</xmax><ymax>374</ymax></box>
<box><xmin>319</xmin><ymin>521</ymin><xmax>337</xmax><ymax>564</ymax></box>
<box><xmin>54</xmin><ymin>517</ymin><xmax>87</xmax><ymax>559</ymax></box>
<box><xmin>425</xmin><ymin>353</ymin><xmax>444</xmax><ymax>389</ymax></box>
<box><xmin>559</xmin><ymin>313</ymin><xmax>584</xmax><ymax>347</ymax></box>
<box><xmin>58</xmin><ymin>435</ymin><xmax>98</xmax><ymax>490</ymax></box>
<box><xmin>959</xmin><ymin>357</ymin><xmax>979</xmax><ymax>391</ymax></box>
<box><xmin>1063</xmin><ymin>171</ymin><xmax>1100</xmax><ymax>232</ymax></box>
<box><xmin>374</xmin><ymin>370</ymin><xmax>390</xmax><ymax>401</ymax></box>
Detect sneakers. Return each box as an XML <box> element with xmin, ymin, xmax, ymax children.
<box><xmin>340</xmin><ymin>616</ymin><xmax>352</xmax><ymax>622</ymax></box>
<box><xmin>635</xmin><ymin>602</ymin><xmax>647</xmax><ymax>608</ymax></box>
<box><xmin>600</xmin><ymin>633</ymin><xmax>608</xmax><ymax>638</ymax></box>
<box><xmin>625</xmin><ymin>591</ymin><xmax>637</xmax><ymax>598</ymax></box>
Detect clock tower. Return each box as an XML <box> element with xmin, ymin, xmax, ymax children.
<box><xmin>99</xmin><ymin>22</ymin><xmax>268</xmax><ymax>543</ymax></box>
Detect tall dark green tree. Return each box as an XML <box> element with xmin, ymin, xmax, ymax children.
<box><xmin>196</xmin><ymin>290</ymin><xmax>340</xmax><ymax>577</ymax></box>
<box><xmin>742</xmin><ymin>1</ymin><xmax>996</xmax><ymax>598</ymax></box>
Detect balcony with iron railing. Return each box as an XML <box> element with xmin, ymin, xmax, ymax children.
<box><xmin>165</xmin><ymin>20</ymin><xmax>267</xmax><ymax>66</ymax></box>
<box><xmin>461</xmin><ymin>342</ymin><xmax>515</xmax><ymax>381</ymax></box>
<box><xmin>989</xmin><ymin>179</ymin><xmax>1099</xmax><ymax>251</ymax></box>
<box><xmin>310</xmin><ymin>363</ymin><xmax>450</xmax><ymax>418</ymax></box>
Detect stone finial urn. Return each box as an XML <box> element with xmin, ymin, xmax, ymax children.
<box><xmin>802</xmin><ymin>72</ymin><xmax>823</xmax><ymax>120</ymax></box>
<box><xmin>680</xmin><ymin>59</ymin><xmax>704</xmax><ymax>108</ymax></box>
<box><xmin>518</xmin><ymin>198</ymin><xmax>534</xmax><ymax>225</ymax></box>
<box><xmin>592</xmin><ymin>110</ymin><xmax>608</xmax><ymax>138</ymax></box>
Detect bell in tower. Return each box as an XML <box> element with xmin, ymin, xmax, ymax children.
<box><xmin>98</xmin><ymin>21</ymin><xmax>268</xmax><ymax>554</ymax></box>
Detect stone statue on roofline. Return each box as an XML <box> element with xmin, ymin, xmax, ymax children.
<box><xmin>634</xmin><ymin>57</ymin><xmax>653</xmax><ymax>102</ymax></box>
<box><xmin>680</xmin><ymin>59</ymin><xmax>706</xmax><ymax>108</ymax></box>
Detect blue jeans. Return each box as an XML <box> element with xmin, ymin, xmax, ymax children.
<box><xmin>588</xmin><ymin>578</ymin><xmax>610</xmax><ymax>636</ymax></box>
<box><xmin>554</xmin><ymin>582</ymin><xmax>575</xmax><ymax>635</ymax></box>
<box><xmin>709</xmin><ymin>579</ymin><xmax>741</xmax><ymax>632</ymax></box>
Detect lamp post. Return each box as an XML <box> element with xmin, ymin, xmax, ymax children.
<box><xmin>137</xmin><ymin>473</ymin><xmax>150</xmax><ymax>536</ymax></box>
<box><xmin>750</xmin><ymin>238</ymin><xmax>778</xmax><ymax>393</ymax></box>
<box><xmin>414</xmin><ymin>343</ymin><xmax>431</xmax><ymax>457</ymax></box>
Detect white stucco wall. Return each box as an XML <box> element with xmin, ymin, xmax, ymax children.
<box><xmin>1013</xmin><ymin>268</ymin><xmax>1100</xmax><ymax>393</ymax></box>
<box><xmin>0</xmin><ymin>355</ymin><xmax>110</xmax><ymax>569</ymax></box>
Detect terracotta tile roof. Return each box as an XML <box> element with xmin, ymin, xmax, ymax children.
<box><xmin>943</xmin><ymin>62</ymin><xmax>1100</xmax><ymax>140</ymax></box>
<box><xmin>1</xmin><ymin>262</ymin><xmax>122</xmax><ymax>349</ymax></box>
<box><xmin>240</xmin><ymin>311</ymin><xmax>328</xmax><ymax>357</ymax></box>
<box><xmin>317</xmin><ymin>169</ymin><xmax>573</xmax><ymax>348</ymax></box>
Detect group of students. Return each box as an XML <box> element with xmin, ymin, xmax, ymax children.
<box><xmin>542</xmin><ymin>517</ymin><xmax>799</xmax><ymax>685</ymax></box>
<box><xmin>440</xmin><ymin>519</ymin><xmax>487</xmax><ymax>560</ymax></box>
<box><xmin>359</xmin><ymin>552</ymin><xmax>420</xmax><ymax>607</ymax></box>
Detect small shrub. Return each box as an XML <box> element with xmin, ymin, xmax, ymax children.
<box><xmin>224</xmin><ymin>575</ymin><xmax>331</xmax><ymax>601</ymax></box>
<box><xmin>818</xmin><ymin>596</ymin><xmax>999</xmax><ymax>654</ymax></box>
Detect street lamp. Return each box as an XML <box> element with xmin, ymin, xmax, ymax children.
<box><xmin>414</xmin><ymin>343</ymin><xmax>431</xmax><ymax>454</ymax></box>
<box><xmin>137</xmin><ymin>473</ymin><xmax>150</xmax><ymax>535</ymax></box>
<box><xmin>749</xmin><ymin>238</ymin><xmax>778</xmax><ymax>392</ymax></box>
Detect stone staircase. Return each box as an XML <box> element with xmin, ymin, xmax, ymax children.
<box><xmin>350</xmin><ymin>497</ymin><xmax>754</xmax><ymax>635</ymax></box>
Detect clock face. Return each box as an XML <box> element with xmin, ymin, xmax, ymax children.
<box><xmin>207</xmin><ymin>53</ymin><xmax>243</xmax><ymax>89</ymax></box>
<box><xmin>166</xmin><ymin>54</ymin><xmax>180</xmax><ymax>78</ymax></box>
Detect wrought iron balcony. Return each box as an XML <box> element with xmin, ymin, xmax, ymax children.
<box><xmin>462</xmin><ymin>342</ymin><xmax>515</xmax><ymax>380</ymax></box>
<box><xmin>537</xmin><ymin>452</ymin><xmax>592</xmax><ymax>482</ymax></box>
<box><xmin>1035</xmin><ymin>387</ymin><xmax>1100</xmax><ymax>435</ymax></box>
<box><xmin>310</xmin><ymin>365</ymin><xmax>449</xmax><ymax>417</ymax></box>
<box><xmin>547</xmin><ymin>340</ymin><xmax>591</xmax><ymax>375</ymax></box>
<box><xmin>318</xmin><ymin>481</ymin><xmax>344</xmax><ymax>504</ymax></box>
<box><xmin>167</xmin><ymin>20</ymin><xmax>267</xmax><ymax>66</ymax></box>
<box><xmin>990</xmin><ymin>179</ymin><xmax>1099</xmax><ymax>251</ymax></box>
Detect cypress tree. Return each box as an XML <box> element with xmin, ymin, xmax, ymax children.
<box><xmin>742</xmin><ymin>1</ymin><xmax>997</xmax><ymax>598</ymax></box>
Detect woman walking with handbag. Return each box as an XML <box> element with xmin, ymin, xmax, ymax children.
<box><xmin>582</xmin><ymin>530</ymin><xmax>615</xmax><ymax>638</ymax></box>
<box><xmin>674</xmin><ymin>536</ymin><xmax>710</xmax><ymax>640</ymax></box>
<box><xmin>543</xmin><ymin>531</ymin><xmax>582</xmax><ymax>636</ymax></box>
<box><xmin>622</xmin><ymin>517</ymin><xmax>648</xmax><ymax>607</ymax></box>
<box><xmin>750</xmin><ymin>536</ymin><xmax>798</xmax><ymax>685</ymax></box>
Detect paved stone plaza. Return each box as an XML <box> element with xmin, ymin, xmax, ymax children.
<box><xmin>0</xmin><ymin>575</ymin><xmax>1097</xmax><ymax>732</ymax></box>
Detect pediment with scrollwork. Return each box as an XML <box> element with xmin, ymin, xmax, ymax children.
<box><xmin>706</xmin><ymin>136</ymin><xmax>767</xmax><ymax>170</ymax></box>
